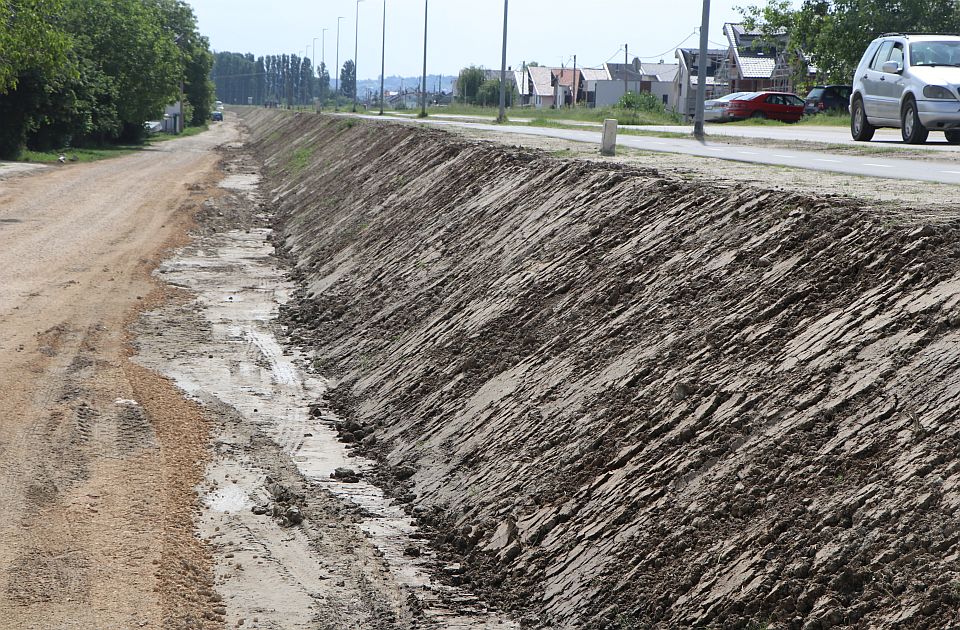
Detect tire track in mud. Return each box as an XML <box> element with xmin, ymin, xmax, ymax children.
<box><xmin>132</xmin><ymin>145</ymin><xmax>516</xmax><ymax>629</ymax></box>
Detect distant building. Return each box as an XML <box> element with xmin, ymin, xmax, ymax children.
<box><xmin>674</xmin><ymin>48</ymin><xmax>729</xmax><ymax>118</ymax></box>
<box><xmin>723</xmin><ymin>23</ymin><xmax>816</xmax><ymax>93</ymax></box>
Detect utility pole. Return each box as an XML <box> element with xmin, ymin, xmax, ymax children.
<box><xmin>335</xmin><ymin>16</ymin><xmax>344</xmax><ymax>111</ymax></box>
<box><xmin>572</xmin><ymin>54</ymin><xmax>577</xmax><ymax>107</ymax></box>
<box><xmin>624</xmin><ymin>44</ymin><xmax>628</xmax><ymax>96</ymax></box>
<box><xmin>379</xmin><ymin>0</ymin><xmax>386</xmax><ymax>115</ymax></box>
<box><xmin>312</xmin><ymin>36</ymin><xmax>320</xmax><ymax>110</ymax></box>
<box><xmin>420</xmin><ymin>0</ymin><xmax>428</xmax><ymax>117</ymax></box>
<box><xmin>497</xmin><ymin>0</ymin><xmax>509</xmax><ymax>123</ymax></box>
<box><xmin>693</xmin><ymin>0</ymin><xmax>710</xmax><ymax>140</ymax></box>
<box><xmin>354</xmin><ymin>0</ymin><xmax>364</xmax><ymax>112</ymax></box>
<box><xmin>320</xmin><ymin>28</ymin><xmax>328</xmax><ymax>111</ymax></box>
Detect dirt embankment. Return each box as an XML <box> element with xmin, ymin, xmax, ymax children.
<box><xmin>244</xmin><ymin>109</ymin><xmax>960</xmax><ymax>629</ymax></box>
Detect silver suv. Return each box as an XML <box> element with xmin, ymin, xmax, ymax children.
<box><xmin>851</xmin><ymin>33</ymin><xmax>960</xmax><ymax>144</ymax></box>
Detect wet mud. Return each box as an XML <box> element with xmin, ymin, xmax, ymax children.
<box><xmin>242</xmin><ymin>109</ymin><xmax>960</xmax><ymax>629</ymax></box>
<box><xmin>133</xmin><ymin>141</ymin><xmax>515</xmax><ymax>629</ymax></box>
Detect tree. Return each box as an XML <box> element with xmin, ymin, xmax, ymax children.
<box><xmin>317</xmin><ymin>62</ymin><xmax>331</xmax><ymax>102</ymax></box>
<box><xmin>457</xmin><ymin>66</ymin><xmax>485</xmax><ymax>104</ymax></box>
<box><xmin>340</xmin><ymin>60</ymin><xmax>356</xmax><ymax>98</ymax></box>
<box><xmin>741</xmin><ymin>0</ymin><xmax>960</xmax><ymax>84</ymax></box>
<box><xmin>0</xmin><ymin>0</ymin><xmax>71</xmax><ymax>93</ymax></box>
<box><xmin>477</xmin><ymin>79</ymin><xmax>501</xmax><ymax>107</ymax></box>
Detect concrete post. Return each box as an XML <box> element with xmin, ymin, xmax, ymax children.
<box><xmin>601</xmin><ymin>119</ymin><xmax>617</xmax><ymax>156</ymax></box>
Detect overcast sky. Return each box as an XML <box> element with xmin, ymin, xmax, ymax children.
<box><xmin>188</xmin><ymin>0</ymin><xmax>768</xmax><ymax>79</ymax></box>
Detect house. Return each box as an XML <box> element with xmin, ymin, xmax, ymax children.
<box><xmin>579</xmin><ymin>67</ymin><xmax>610</xmax><ymax>107</ymax></box>
<box><xmin>514</xmin><ymin>68</ymin><xmax>530</xmax><ymax>106</ymax></box>
<box><xmin>552</xmin><ymin>68</ymin><xmax>582</xmax><ymax>107</ymax></box>
<box><xmin>527</xmin><ymin>65</ymin><xmax>555</xmax><ymax>108</ymax></box>
<box><xmin>723</xmin><ymin>23</ymin><xmax>815</xmax><ymax>93</ymax></box>
<box><xmin>594</xmin><ymin>58</ymin><xmax>680</xmax><ymax>109</ymax></box>
<box><xmin>674</xmin><ymin>48</ymin><xmax>729</xmax><ymax>118</ymax></box>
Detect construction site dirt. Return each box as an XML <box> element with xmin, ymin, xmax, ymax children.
<box><xmin>3</xmin><ymin>107</ymin><xmax>960</xmax><ymax>630</ymax></box>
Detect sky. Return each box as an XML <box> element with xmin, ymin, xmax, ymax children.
<box><xmin>187</xmin><ymin>0</ymin><xmax>770</xmax><ymax>79</ymax></box>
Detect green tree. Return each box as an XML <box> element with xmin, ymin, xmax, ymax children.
<box><xmin>477</xmin><ymin>78</ymin><xmax>501</xmax><ymax>107</ymax></box>
<box><xmin>340</xmin><ymin>60</ymin><xmax>356</xmax><ymax>98</ymax></box>
<box><xmin>0</xmin><ymin>0</ymin><xmax>70</xmax><ymax>92</ymax></box>
<box><xmin>740</xmin><ymin>0</ymin><xmax>960</xmax><ymax>84</ymax></box>
<box><xmin>457</xmin><ymin>66</ymin><xmax>485</xmax><ymax>104</ymax></box>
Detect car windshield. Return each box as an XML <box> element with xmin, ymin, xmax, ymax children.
<box><xmin>910</xmin><ymin>41</ymin><xmax>960</xmax><ymax>66</ymax></box>
<box><xmin>718</xmin><ymin>92</ymin><xmax>749</xmax><ymax>102</ymax></box>
<box><xmin>805</xmin><ymin>88</ymin><xmax>825</xmax><ymax>99</ymax></box>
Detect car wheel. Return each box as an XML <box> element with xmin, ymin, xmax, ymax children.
<box><xmin>946</xmin><ymin>130</ymin><xmax>960</xmax><ymax>144</ymax></box>
<box><xmin>901</xmin><ymin>98</ymin><xmax>929</xmax><ymax>144</ymax></box>
<box><xmin>751</xmin><ymin>111</ymin><xmax>766</xmax><ymax>120</ymax></box>
<box><xmin>850</xmin><ymin>97</ymin><xmax>875</xmax><ymax>142</ymax></box>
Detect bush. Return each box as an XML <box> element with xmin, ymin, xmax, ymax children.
<box><xmin>617</xmin><ymin>91</ymin><xmax>665</xmax><ymax>114</ymax></box>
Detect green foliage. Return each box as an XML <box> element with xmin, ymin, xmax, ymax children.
<box><xmin>617</xmin><ymin>91</ymin><xmax>666</xmax><ymax>114</ymax></box>
<box><xmin>457</xmin><ymin>66</ymin><xmax>485</xmax><ymax>103</ymax></box>
<box><xmin>740</xmin><ymin>0</ymin><xmax>960</xmax><ymax>84</ymax></box>
<box><xmin>289</xmin><ymin>146</ymin><xmax>314</xmax><ymax>173</ymax></box>
<box><xmin>340</xmin><ymin>60</ymin><xmax>356</xmax><ymax>98</ymax></box>
<box><xmin>0</xmin><ymin>0</ymin><xmax>71</xmax><ymax>92</ymax></box>
<box><xmin>0</xmin><ymin>0</ymin><xmax>214</xmax><ymax>158</ymax></box>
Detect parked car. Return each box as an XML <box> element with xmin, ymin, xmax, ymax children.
<box><xmin>704</xmin><ymin>92</ymin><xmax>752</xmax><ymax>122</ymax></box>
<box><xmin>804</xmin><ymin>85</ymin><xmax>852</xmax><ymax>115</ymax></box>
<box><xmin>851</xmin><ymin>33</ymin><xmax>960</xmax><ymax>144</ymax></box>
<box><xmin>211</xmin><ymin>111</ymin><xmax>223</xmax><ymax>122</ymax></box>
<box><xmin>725</xmin><ymin>91</ymin><xmax>805</xmax><ymax>122</ymax></box>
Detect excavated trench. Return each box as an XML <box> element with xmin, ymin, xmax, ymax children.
<box><xmin>243</xmin><ymin>109</ymin><xmax>960</xmax><ymax>629</ymax></box>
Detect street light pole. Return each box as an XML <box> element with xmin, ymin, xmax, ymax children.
<box><xmin>354</xmin><ymin>0</ymin><xmax>364</xmax><ymax>112</ymax></box>
<box><xmin>693</xmin><ymin>0</ymin><xmax>711</xmax><ymax>141</ymax></box>
<box><xmin>379</xmin><ymin>0</ymin><xmax>386</xmax><ymax>115</ymax></box>
<box><xmin>420</xmin><ymin>0</ymin><xmax>428</xmax><ymax>117</ymax></box>
<box><xmin>497</xmin><ymin>0</ymin><xmax>509</xmax><ymax>123</ymax></box>
<box><xmin>320</xmin><ymin>28</ymin><xmax>329</xmax><ymax>110</ymax></box>
<box><xmin>335</xmin><ymin>16</ymin><xmax>344</xmax><ymax>111</ymax></box>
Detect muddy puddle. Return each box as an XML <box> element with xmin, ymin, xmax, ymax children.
<box><xmin>133</xmin><ymin>161</ymin><xmax>516</xmax><ymax>628</ymax></box>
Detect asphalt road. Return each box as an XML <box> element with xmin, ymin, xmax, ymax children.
<box><xmin>364</xmin><ymin>114</ymin><xmax>960</xmax><ymax>184</ymax></box>
<box><xmin>633</xmin><ymin>123</ymin><xmax>960</xmax><ymax>150</ymax></box>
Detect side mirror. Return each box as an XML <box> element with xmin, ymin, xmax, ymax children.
<box><xmin>882</xmin><ymin>60</ymin><xmax>903</xmax><ymax>74</ymax></box>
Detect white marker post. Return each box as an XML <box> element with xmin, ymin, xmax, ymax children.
<box><xmin>601</xmin><ymin>119</ymin><xmax>618</xmax><ymax>156</ymax></box>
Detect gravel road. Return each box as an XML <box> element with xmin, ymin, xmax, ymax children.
<box><xmin>0</xmin><ymin>124</ymin><xmax>233</xmax><ymax>628</ymax></box>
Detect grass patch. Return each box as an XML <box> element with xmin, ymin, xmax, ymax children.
<box><xmin>726</xmin><ymin>112</ymin><xmax>849</xmax><ymax>127</ymax></box>
<box><xmin>19</xmin><ymin>124</ymin><xmax>210</xmax><ymax>163</ymax></box>
<box><xmin>411</xmin><ymin>104</ymin><xmax>681</xmax><ymax>126</ymax></box>
<box><xmin>21</xmin><ymin>145</ymin><xmax>142</xmax><ymax>163</ymax></box>
<box><xmin>289</xmin><ymin>146</ymin><xmax>314</xmax><ymax>173</ymax></box>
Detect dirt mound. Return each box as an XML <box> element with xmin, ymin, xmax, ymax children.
<box><xmin>242</xmin><ymin>108</ymin><xmax>960</xmax><ymax>629</ymax></box>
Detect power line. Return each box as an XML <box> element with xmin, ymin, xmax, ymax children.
<box><xmin>631</xmin><ymin>30</ymin><xmax>699</xmax><ymax>60</ymax></box>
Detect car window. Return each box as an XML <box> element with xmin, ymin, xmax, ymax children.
<box><xmin>837</xmin><ymin>87</ymin><xmax>851</xmax><ymax>100</ymax></box>
<box><xmin>888</xmin><ymin>44</ymin><xmax>904</xmax><ymax>67</ymax></box>
<box><xmin>806</xmin><ymin>87</ymin><xmax>825</xmax><ymax>99</ymax></box>
<box><xmin>910</xmin><ymin>41</ymin><xmax>960</xmax><ymax>66</ymax></box>
<box><xmin>786</xmin><ymin>95</ymin><xmax>804</xmax><ymax>106</ymax></box>
<box><xmin>871</xmin><ymin>41</ymin><xmax>894</xmax><ymax>71</ymax></box>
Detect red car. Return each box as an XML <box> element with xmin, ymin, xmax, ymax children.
<box><xmin>725</xmin><ymin>91</ymin><xmax>806</xmax><ymax>122</ymax></box>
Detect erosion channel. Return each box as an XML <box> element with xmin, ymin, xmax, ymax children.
<box><xmin>143</xmin><ymin>107</ymin><xmax>960</xmax><ymax>629</ymax></box>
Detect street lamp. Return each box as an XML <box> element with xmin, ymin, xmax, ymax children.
<box><xmin>319</xmin><ymin>28</ymin><xmax>329</xmax><ymax>110</ymax></box>
<box><xmin>497</xmin><ymin>0</ymin><xmax>509</xmax><ymax>123</ymax></box>
<box><xmin>335</xmin><ymin>16</ymin><xmax>344</xmax><ymax>111</ymax></box>
<box><xmin>693</xmin><ymin>0</ymin><xmax>711</xmax><ymax>141</ymax></box>
<box><xmin>353</xmin><ymin>0</ymin><xmax>364</xmax><ymax>112</ymax></box>
<box><xmin>379</xmin><ymin>0</ymin><xmax>386</xmax><ymax>115</ymax></box>
<box><xmin>419</xmin><ymin>0</ymin><xmax>428</xmax><ymax>117</ymax></box>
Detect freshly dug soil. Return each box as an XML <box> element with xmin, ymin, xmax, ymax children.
<box><xmin>243</xmin><ymin>108</ymin><xmax>960</xmax><ymax>629</ymax></box>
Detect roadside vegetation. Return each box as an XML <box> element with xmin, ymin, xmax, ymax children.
<box><xmin>0</xmin><ymin>0</ymin><xmax>215</xmax><ymax>160</ymax></box>
<box><xmin>742</xmin><ymin>0</ymin><xmax>960</xmax><ymax>85</ymax></box>
<box><xmin>19</xmin><ymin>124</ymin><xmax>210</xmax><ymax>164</ymax></box>
<box><xmin>728</xmin><ymin>111</ymin><xmax>849</xmax><ymax>127</ymax></box>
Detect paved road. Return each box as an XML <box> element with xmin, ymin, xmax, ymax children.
<box><xmin>362</xmin><ymin>114</ymin><xmax>960</xmax><ymax>184</ymax></box>
<box><xmin>633</xmin><ymin>123</ymin><xmax>960</xmax><ymax>150</ymax></box>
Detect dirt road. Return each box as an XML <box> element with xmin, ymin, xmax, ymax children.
<box><xmin>0</xmin><ymin>125</ymin><xmax>233</xmax><ymax>628</ymax></box>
